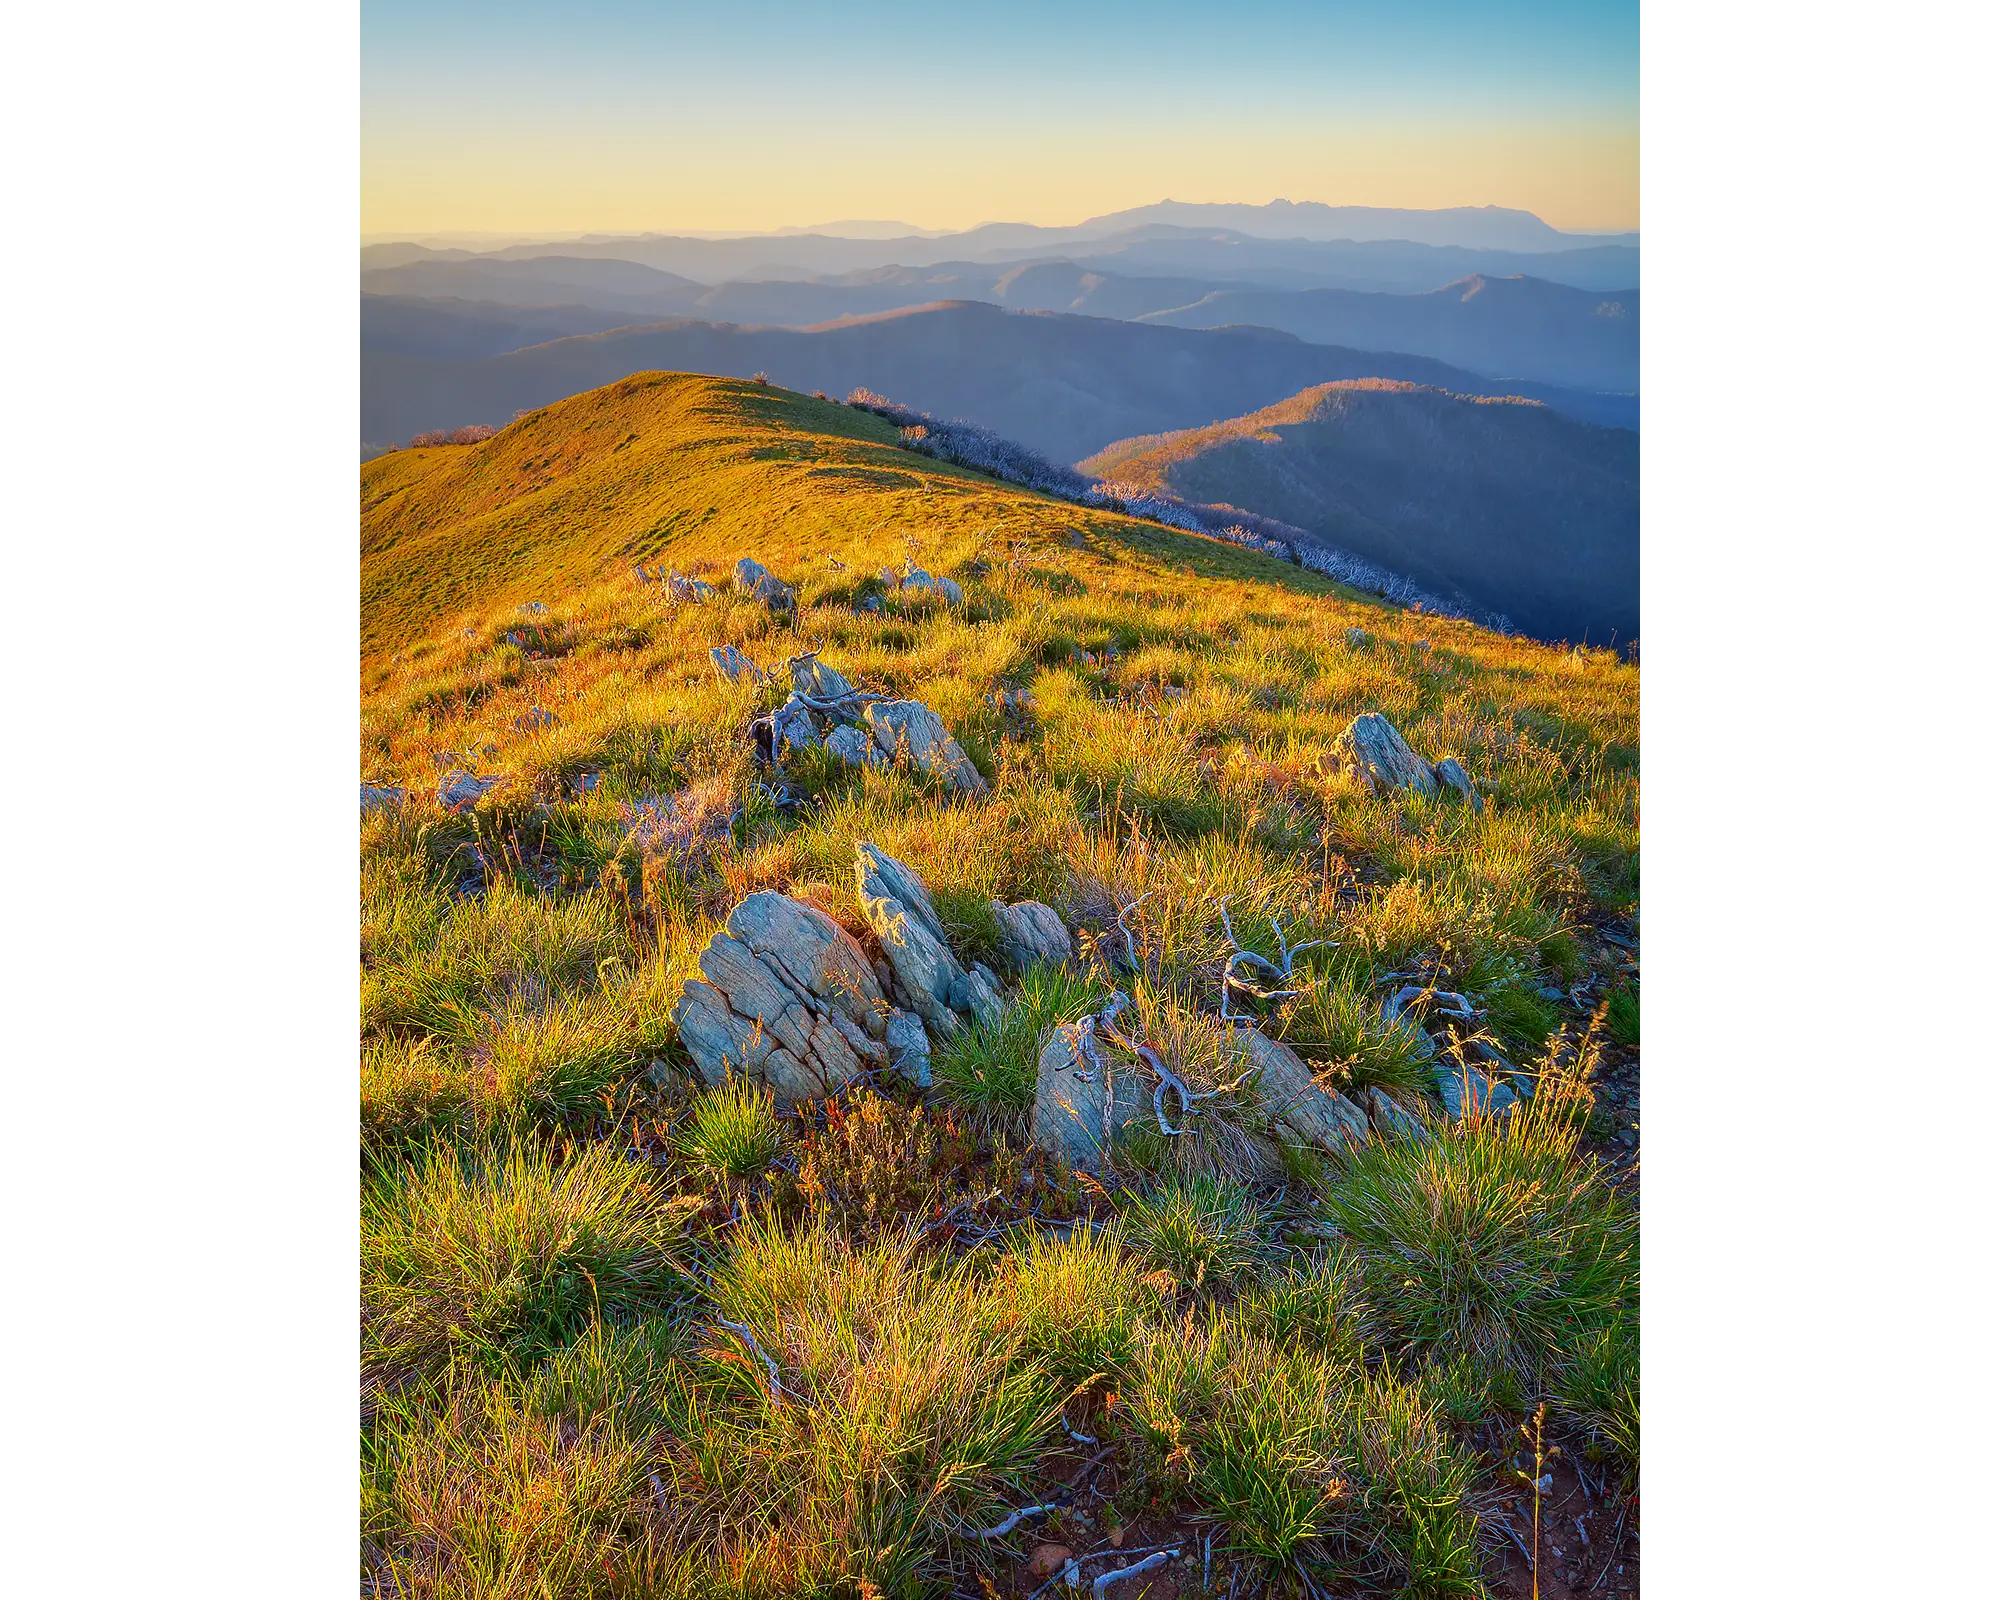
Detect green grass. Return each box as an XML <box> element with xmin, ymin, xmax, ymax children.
<box><xmin>359</xmin><ymin>373</ymin><xmax>1641</xmax><ymax>1595</ymax></box>
<box><xmin>675</xmin><ymin>1076</ymin><xmax>784</xmax><ymax>1179</ymax></box>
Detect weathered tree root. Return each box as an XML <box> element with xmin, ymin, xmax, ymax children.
<box><xmin>1216</xmin><ymin>896</ymin><xmax>1333</xmax><ymax>1025</ymax></box>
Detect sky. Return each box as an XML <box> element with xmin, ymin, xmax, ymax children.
<box><xmin>361</xmin><ymin>0</ymin><xmax>1638</xmax><ymax>238</ymax></box>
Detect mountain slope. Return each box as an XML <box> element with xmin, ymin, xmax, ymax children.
<box><xmin>1139</xmin><ymin>275</ymin><xmax>1639</xmax><ymax>393</ymax></box>
<box><xmin>360</xmin><ymin>373</ymin><xmax>1640</xmax><ymax>1598</ymax></box>
<box><xmin>360</xmin><ymin>300</ymin><xmax>1637</xmax><ymax>462</ymax></box>
<box><xmin>1082</xmin><ymin>381</ymin><xmax>1638</xmax><ymax>645</ymax></box>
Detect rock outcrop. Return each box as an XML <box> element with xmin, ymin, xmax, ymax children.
<box><xmin>1434</xmin><ymin>1060</ymin><xmax>1517</xmax><ymax>1118</ymax></box>
<box><xmin>733</xmin><ymin>558</ymin><xmax>795</xmax><ymax>612</ymax></box>
<box><xmin>1222</xmin><ymin>1027</ymin><xmax>1372</xmax><ymax>1151</ymax></box>
<box><xmin>672</xmin><ymin>891</ymin><xmax>889</xmax><ymax>1106</ymax></box>
<box><xmin>899</xmin><ymin>567</ymin><xmax>965</xmax><ymax>605</ymax></box>
<box><xmin>1329</xmin><ymin>713</ymin><xmax>1438</xmax><ymax>798</ymax></box>
<box><xmin>1031</xmin><ymin>1022</ymin><xmax>1153</xmax><ymax>1173</ymax></box>
<box><xmin>990</xmin><ymin>899</ymin><xmax>1072</xmax><ymax>974</ymax></box>
<box><xmin>854</xmin><ymin>843</ymin><xmax>1002</xmax><ymax>1036</ymax></box>
<box><xmin>438</xmin><ymin>771</ymin><xmax>501</xmax><ymax>812</ymax></box>
<box><xmin>1363</xmin><ymin>1087</ymin><xmax>1429</xmax><ymax>1142</ymax></box>
<box><xmin>864</xmin><ymin>700</ymin><xmax>989</xmax><ymax>796</ymax></box>
<box><xmin>360</xmin><ymin>784</ymin><xmax>406</xmax><ymax>815</ymax></box>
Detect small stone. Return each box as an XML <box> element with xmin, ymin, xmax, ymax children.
<box><xmin>513</xmin><ymin>706</ymin><xmax>559</xmax><ymax>733</ymax></box>
<box><xmin>667</xmin><ymin>569</ymin><xmax>716</xmax><ymax>603</ymax></box>
<box><xmin>1434</xmin><ymin>1062</ymin><xmax>1516</xmax><ymax>1118</ymax></box>
<box><xmin>863</xmin><ymin>700</ymin><xmax>989</xmax><ymax>796</ymax></box>
<box><xmin>1432</xmin><ymin>757</ymin><xmax>1483</xmax><ymax>814</ymax></box>
<box><xmin>437</xmin><ymin>770</ymin><xmax>501</xmax><ymax>812</ymax></box>
<box><xmin>1329</xmin><ymin>712</ymin><xmax>1438</xmax><ymax>798</ymax></box>
<box><xmin>900</xmin><ymin>568</ymin><xmax>965</xmax><ymax>605</ymax></box>
<box><xmin>359</xmin><ymin>783</ymin><xmax>406</xmax><ymax>815</ymax></box>
<box><xmin>990</xmin><ymin>899</ymin><xmax>1073</xmax><ymax>975</ymax></box>
<box><xmin>884</xmin><ymin>1009</ymin><xmax>932</xmax><ymax>1088</ymax></box>
<box><xmin>709</xmin><ymin>644</ymin><xmax>763</xmax><ymax>684</ymax></box>
<box><xmin>733</xmin><ymin>557</ymin><xmax>795</xmax><ymax>612</ymax></box>
<box><xmin>518</xmin><ymin>601</ymin><xmax>549</xmax><ymax>616</ymax></box>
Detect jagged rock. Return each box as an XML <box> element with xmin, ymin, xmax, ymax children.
<box><xmin>791</xmin><ymin>654</ymin><xmax>856</xmax><ymax>702</ymax></box>
<box><xmin>990</xmin><ymin>899</ymin><xmax>1072</xmax><ymax>975</ymax></box>
<box><xmin>360</xmin><ymin>784</ymin><xmax>406</xmax><ymax>815</ymax></box>
<box><xmin>854</xmin><ymin>842</ymin><xmax>1003</xmax><ymax>1036</ymax></box>
<box><xmin>514</xmin><ymin>706</ymin><xmax>559</xmax><ymax>733</ymax></box>
<box><xmin>709</xmin><ymin>644</ymin><xmax>764</xmax><ymax>685</ymax></box>
<box><xmin>518</xmin><ymin>601</ymin><xmax>549</xmax><ymax>616</ymax></box>
<box><xmin>1032</xmin><ymin>1024</ymin><xmax>1152</xmax><ymax>1172</ymax></box>
<box><xmin>1364</xmin><ymin>1087</ymin><xmax>1429</xmax><ymax>1142</ymax></box>
<box><xmin>672</xmin><ymin>892</ymin><xmax>889</xmax><ymax>1106</ymax></box>
<box><xmin>770</xmin><ymin>695</ymin><xmax>821</xmax><ymax>758</ymax></box>
<box><xmin>863</xmin><ymin>700</ymin><xmax>989</xmax><ymax>795</ymax></box>
<box><xmin>733</xmin><ymin>558</ymin><xmax>795</xmax><ymax>612</ymax></box>
<box><xmin>1344</xmin><ymin>627</ymin><xmax>1371</xmax><ymax>648</ymax></box>
<box><xmin>1222</xmin><ymin>1027</ymin><xmax>1372</xmax><ymax>1151</ymax></box>
<box><xmin>1330</xmin><ymin>713</ymin><xmax>1438</xmax><ymax>798</ymax></box>
<box><xmin>1434</xmin><ymin>1061</ymin><xmax>1517</xmax><ymax>1119</ymax></box>
<box><xmin>826</xmin><ymin>724</ymin><xmax>885</xmax><ymax>769</ymax></box>
<box><xmin>884</xmin><ymin>1009</ymin><xmax>932</xmax><ymax>1088</ymax></box>
<box><xmin>900</xmin><ymin>568</ymin><xmax>965</xmax><ymax>605</ymax></box>
<box><xmin>667</xmin><ymin>569</ymin><xmax>716</xmax><ymax>603</ymax></box>
<box><xmin>1432</xmin><ymin>757</ymin><xmax>1483</xmax><ymax>813</ymax></box>
<box><xmin>438</xmin><ymin>771</ymin><xmax>501</xmax><ymax>812</ymax></box>
<box><xmin>632</xmin><ymin>565</ymin><xmax>652</xmax><ymax>584</ymax></box>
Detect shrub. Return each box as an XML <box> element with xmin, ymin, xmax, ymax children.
<box><xmin>675</xmin><ymin>1076</ymin><xmax>784</xmax><ymax>1180</ymax></box>
<box><xmin>408</xmin><ymin>424</ymin><xmax>498</xmax><ymax>447</ymax></box>
<box><xmin>992</xmin><ymin>1224</ymin><xmax>1154</xmax><ymax>1390</ymax></box>
<box><xmin>1320</xmin><ymin>1061</ymin><xmax>1636</xmax><ymax>1392</ymax></box>
<box><xmin>1119</xmin><ymin>1173</ymin><xmax>1267</xmax><ymax>1294</ymax></box>
<box><xmin>361</xmin><ymin>1138</ymin><xmax>690</xmax><ymax>1383</ymax></box>
<box><xmin>792</xmin><ymin>1089</ymin><xmax>968</xmax><ymax>1236</ymax></box>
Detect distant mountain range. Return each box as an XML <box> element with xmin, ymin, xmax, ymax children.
<box><xmin>361</xmin><ymin>200</ymin><xmax>1638</xmax><ymax>294</ymax></box>
<box><xmin>1139</xmin><ymin>275</ymin><xmax>1637</xmax><ymax>394</ymax></box>
<box><xmin>361</xmin><ymin>261</ymin><xmax>1636</xmax><ymax>396</ymax></box>
<box><xmin>1082</xmin><ymin>381</ymin><xmax>1638</xmax><ymax>645</ymax></box>
<box><xmin>360</xmin><ymin>300</ymin><xmax>1639</xmax><ymax>463</ymax></box>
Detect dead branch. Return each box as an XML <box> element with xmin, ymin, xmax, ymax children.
<box><xmin>970</xmin><ymin>1502</ymin><xmax>1063</xmax><ymax>1539</ymax></box>
<box><xmin>1092</xmin><ymin>1549</ymin><xmax>1178</xmax><ymax>1596</ymax></box>
<box><xmin>716</xmin><ymin>1319</ymin><xmax>794</xmax><ymax>1407</ymax></box>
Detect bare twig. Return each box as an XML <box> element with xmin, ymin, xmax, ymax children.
<box><xmin>1092</xmin><ymin>1550</ymin><xmax>1177</xmax><ymax>1596</ymax></box>
<box><xmin>716</xmin><ymin>1319</ymin><xmax>799</xmax><ymax>1407</ymax></box>
<box><xmin>970</xmin><ymin>1502</ymin><xmax>1062</xmax><ymax>1540</ymax></box>
<box><xmin>1113</xmin><ymin>893</ymin><xmax>1152</xmax><ymax>973</ymax></box>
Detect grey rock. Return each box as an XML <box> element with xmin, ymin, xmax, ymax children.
<box><xmin>1432</xmin><ymin>757</ymin><xmax>1484</xmax><ymax>814</ymax></box>
<box><xmin>438</xmin><ymin>771</ymin><xmax>501</xmax><ymax>812</ymax></box>
<box><xmin>1330</xmin><ymin>713</ymin><xmax>1438</xmax><ymax>798</ymax></box>
<box><xmin>671</xmin><ymin>891</ymin><xmax>889</xmax><ymax>1107</ymax></box>
<box><xmin>733</xmin><ymin>557</ymin><xmax>795</xmax><ymax>612</ymax></box>
<box><xmin>1032</xmin><ymin>1023</ymin><xmax>1153</xmax><ymax>1172</ymax></box>
<box><xmin>709</xmin><ymin>644</ymin><xmax>763</xmax><ymax>685</ymax></box>
<box><xmin>858</xmin><ymin>594</ymin><xmax>884</xmax><ymax>614</ymax></box>
<box><xmin>770</xmin><ymin>695</ymin><xmax>821</xmax><ymax>758</ymax></box>
<box><xmin>667</xmin><ymin>569</ymin><xmax>717</xmax><ymax>603</ymax></box>
<box><xmin>825</xmin><ymin>724</ymin><xmax>885</xmax><ymax>769</ymax></box>
<box><xmin>1345</xmin><ymin>627</ymin><xmax>1371</xmax><ymax>648</ymax></box>
<box><xmin>990</xmin><ymin>899</ymin><xmax>1072</xmax><ymax>974</ymax></box>
<box><xmin>1222</xmin><ymin>1027</ymin><xmax>1372</xmax><ymax>1151</ymax></box>
<box><xmin>505</xmin><ymin>631</ymin><xmax>526</xmax><ymax>648</ymax></box>
<box><xmin>855</xmin><ymin>842</ymin><xmax>1002</xmax><ymax>1036</ymax></box>
<box><xmin>863</xmin><ymin>699</ymin><xmax>989</xmax><ymax>796</ymax></box>
<box><xmin>884</xmin><ymin>1009</ymin><xmax>932</xmax><ymax>1089</ymax></box>
<box><xmin>514</xmin><ymin>706</ymin><xmax>559</xmax><ymax>733</ymax></box>
<box><xmin>1434</xmin><ymin>1061</ymin><xmax>1517</xmax><ymax>1119</ymax></box>
<box><xmin>790</xmin><ymin>654</ymin><xmax>855</xmax><ymax>701</ymax></box>
<box><xmin>360</xmin><ymin>784</ymin><xmax>407</xmax><ymax>815</ymax></box>
<box><xmin>876</xmin><ymin>568</ymin><xmax>902</xmax><ymax>590</ymax></box>
<box><xmin>1364</xmin><ymin>1087</ymin><xmax>1429</xmax><ymax>1142</ymax></box>
<box><xmin>901</xmin><ymin>568</ymin><xmax>965</xmax><ymax>605</ymax></box>
<box><xmin>518</xmin><ymin>601</ymin><xmax>549</xmax><ymax>616</ymax></box>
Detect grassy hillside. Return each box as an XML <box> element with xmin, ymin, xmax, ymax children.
<box><xmin>1083</xmin><ymin>380</ymin><xmax>1640</xmax><ymax>646</ymax></box>
<box><xmin>360</xmin><ymin>374</ymin><xmax>1639</xmax><ymax>1597</ymax></box>
<box><xmin>359</xmin><ymin>300</ymin><xmax>1641</xmax><ymax>462</ymax></box>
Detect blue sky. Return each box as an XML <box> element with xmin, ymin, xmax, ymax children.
<box><xmin>362</xmin><ymin>1</ymin><xmax>1638</xmax><ymax>235</ymax></box>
